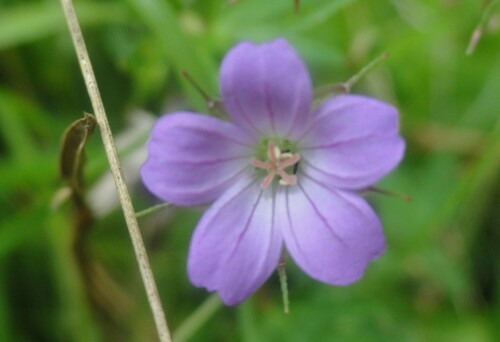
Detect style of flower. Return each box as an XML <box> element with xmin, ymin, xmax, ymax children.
<box><xmin>141</xmin><ymin>39</ymin><xmax>405</xmax><ymax>305</ymax></box>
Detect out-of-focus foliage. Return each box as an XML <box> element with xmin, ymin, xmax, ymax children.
<box><xmin>0</xmin><ymin>0</ymin><xmax>499</xmax><ymax>341</ymax></box>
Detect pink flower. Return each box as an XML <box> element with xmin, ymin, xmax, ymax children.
<box><xmin>141</xmin><ymin>39</ymin><xmax>405</xmax><ymax>305</ymax></box>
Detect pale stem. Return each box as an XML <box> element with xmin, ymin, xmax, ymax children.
<box><xmin>59</xmin><ymin>1</ymin><xmax>171</xmax><ymax>341</ymax></box>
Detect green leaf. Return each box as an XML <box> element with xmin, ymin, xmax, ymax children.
<box><xmin>0</xmin><ymin>2</ymin><xmax>129</xmax><ymax>50</ymax></box>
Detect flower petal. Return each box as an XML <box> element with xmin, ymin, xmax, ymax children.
<box><xmin>141</xmin><ymin>112</ymin><xmax>254</xmax><ymax>206</ymax></box>
<box><xmin>220</xmin><ymin>38</ymin><xmax>312</xmax><ymax>139</ymax></box>
<box><xmin>299</xmin><ymin>94</ymin><xmax>405</xmax><ymax>189</ymax></box>
<box><xmin>277</xmin><ymin>175</ymin><xmax>385</xmax><ymax>285</ymax></box>
<box><xmin>188</xmin><ymin>174</ymin><xmax>282</xmax><ymax>305</ymax></box>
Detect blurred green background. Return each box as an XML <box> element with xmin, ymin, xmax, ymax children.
<box><xmin>1</xmin><ymin>0</ymin><xmax>499</xmax><ymax>341</ymax></box>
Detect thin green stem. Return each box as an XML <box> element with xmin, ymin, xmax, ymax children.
<box><xmin>466</xmin><ymin>0</ymin><xmax>499</xmax><ymax>55</ymax></box>
<box><xmin>343</xmin><ymin>51</ymin><xmax>389</xmax><ymax>92</ymax></box>
<box><xmin>181</xmin><ymin>71</ymin><xmax>227</xmax><ymax>118</ymax></box>
<box><xmin>313</xmin><ymin>51</ymin><xmax>388</xmax><ymax>101</ymax></box>
<box><xmin>173</xmin><ymin>294</ymin><xmax>222</xmax><ymax>342</ymax></box>
<box><xmin>365</xmin><ymin>186</ymin><xmax>412</xmax><ymax>202</ymax></box>
<box><xmin>136</xmin><ymin>203</ymin><xmax>172</xmax><ymax>219</ymax></box>
<box><xmin>277</xmin><ymin>257</ymin><xmax>290</xmax><ymax>314</ymax></box>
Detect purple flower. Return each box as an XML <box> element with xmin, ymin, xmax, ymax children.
<box><xmin>141</xmin><ymin>39</ymin><xmax>405</xmax><ymax>305</ymax></box>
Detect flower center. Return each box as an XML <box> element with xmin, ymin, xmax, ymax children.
<box><xmin>250</xmin><ymin>141</ymin><xmax>301</xmax><ymax>189</ymax></box>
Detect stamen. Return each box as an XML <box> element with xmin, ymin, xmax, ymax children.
<box><xmin>278</xmin><ymin>154</ymin><xmax>301</xmax><ymax>169</ymax></box>
<box><xmin>252</xmin><ymin>141</ymin><xmax>301</xmax><ymax>189</ymax></box>
<box><xmin>250</xmin><ymin>157</ymin><xmax>272</xmax><ymax>170</ymax></box>
<box><xmin>261</xmin><ymin>170</ymin><xmax>277</xmax><ymax>189</ymax></box>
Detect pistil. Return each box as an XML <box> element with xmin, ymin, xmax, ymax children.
<box><xmin>250</xmin><ymin>141</ymin><xmax>301</xmax><ymax>189</ymax></box>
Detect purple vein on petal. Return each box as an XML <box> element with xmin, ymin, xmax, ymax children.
<box><xmin>266</xmin><ymin>186</ymin><xmax>279</xmax><ymax>262</ymax></box>
<box><xmin>300</xmin><ymin>158</ymin><xmax>374</xmax><ymax>183</ymax></box>
<box><xmin>283</xmin><ymin>187</ymin><xmax>312</xmax><ymax>265</ymax></box>
<box><xmin>294</xmin><ymin>101</ymin><xmax>365</xmax><ymax>142</ymax></box>
<box><xmin>174</xmin><ymin>166</ymin><xmax>252</xmax><ymax>199</ymax></box>
<box><xmin>175</xmin><ymin>123</ymin><xmax>254</xmax><ymax>148</ymax></box>
<box><xmin>261</xmin><ymin>186</ymin><xmax>279</xmax><ymax>265</ymax></box>
<box><xmin>166</xmin><ymin>155</ymin><xmax>252</xmax><ymax>166</ymax></box>
<box><xmin>225</xmin><ymin>189</ymin><xmax>263</xmax><ymax>262</ymax></box>
<box><xmin>302</xmin><ymin>173</ymin><xmax>372</xmax><ymax>222</ymax></box>
<box><xmin>296</xmin><ymin>180</ymin><xmax>348</xmax><ymax>247</ymax></box>
<box><xmin>263</xmin><ymin>80</ymin><xmax>277</xmax><ymax>133</ymax></box>
<box><xmin>196</xmin><ymin>177</ymin><xmax>258</xmax><ymax>242</ymax></box>
<box><xmin>229</xmin><ymin>186</ymin><xmax>279</xmax><ymax>279</ymax></box>
<box><xmin>249</xmin><ymin>187</ymin><xmax>280</xmax><ymax>282</ymax></box>
<box><xmin>284</xmin><ymin>81</ymin><xmax>304</xmax><ymax>138</ymax></box>
<box><xmin>299</xmin><ymin>133</ymin><xmax>392</xmax><ymax>150</ymax></box>
<box><xmin>233</xmin><ymin>96</ymin><xmax>265</xmax><ymax>136</ymax></box>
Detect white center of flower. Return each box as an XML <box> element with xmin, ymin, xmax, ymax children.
<box><xmin>250</xmin><ymin>141</ymin><xmax>301</xmax><ymax>189</ymax></box>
